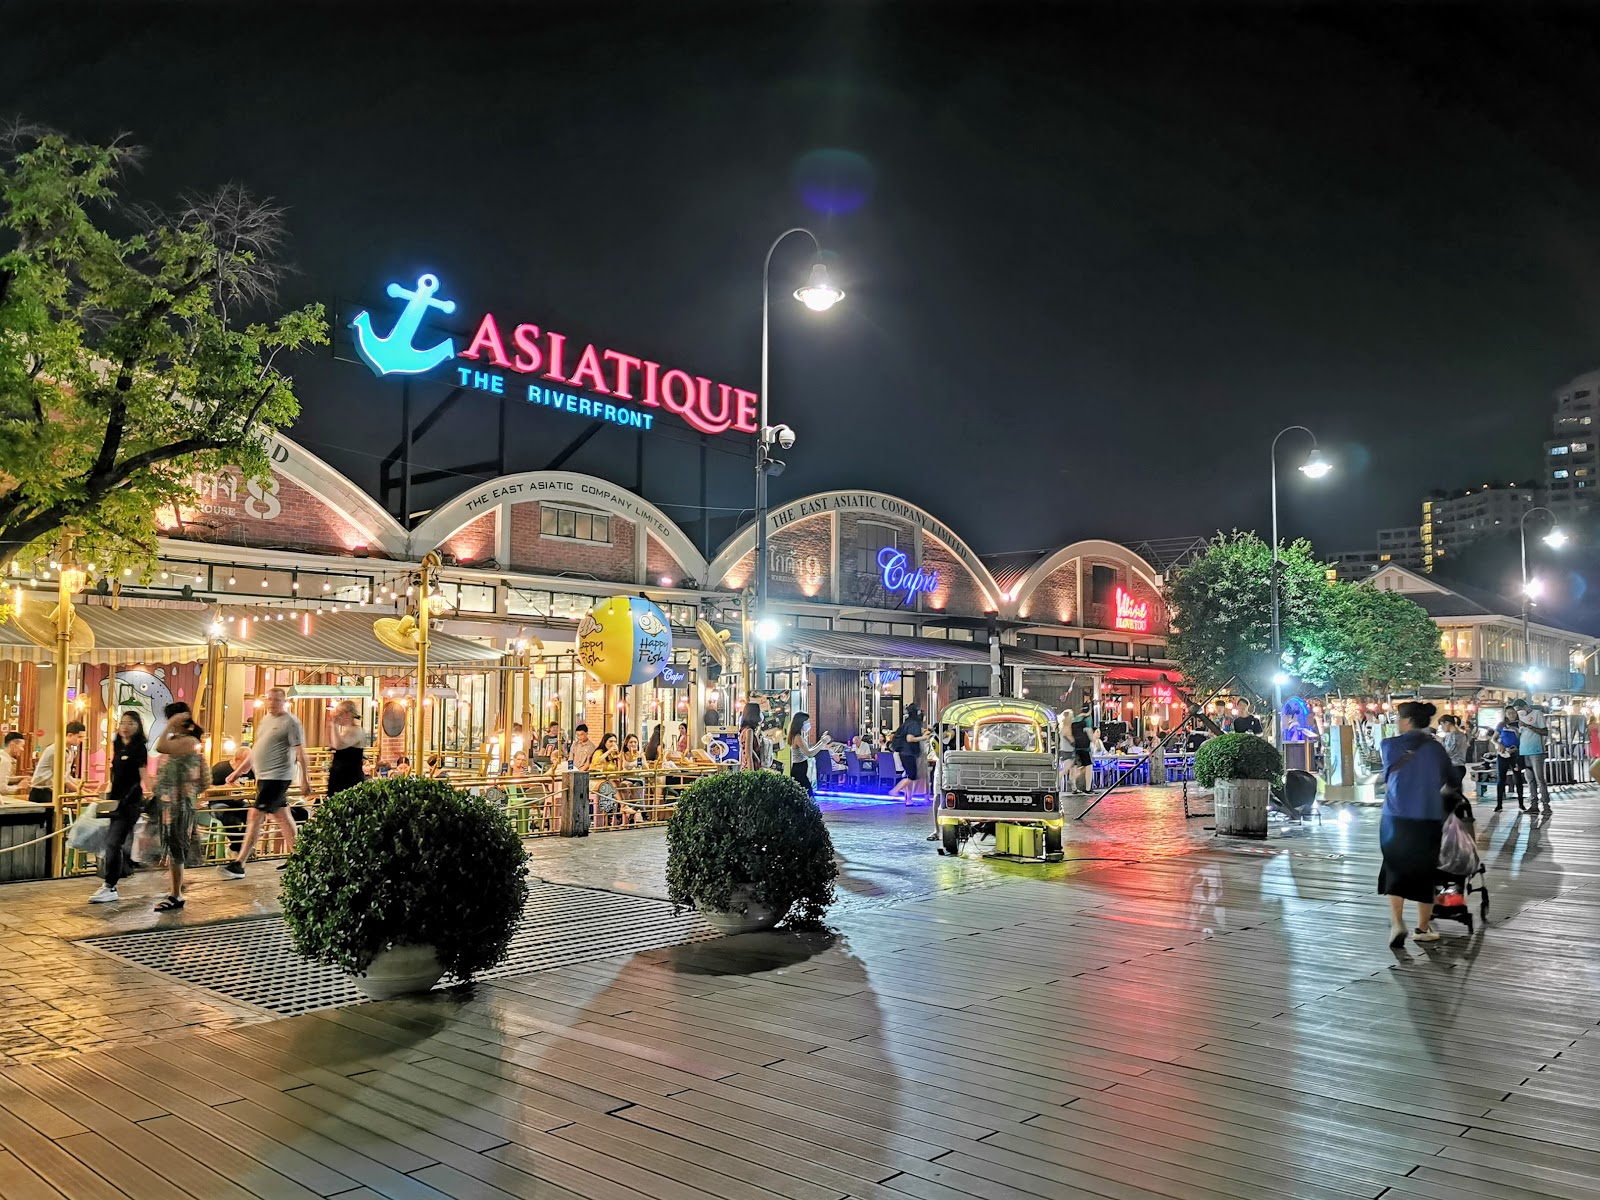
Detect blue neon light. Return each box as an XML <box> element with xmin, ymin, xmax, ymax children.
<box><xmin>878</xmin><ymin>547</ymin><xmax>939</xmax><ymax>602</ymax></box>
<box><xmin>351</xmin><ymin>273</ymin><xmax>458</xmax><ymax>377</ymax></box>
<box><xmin>657</xmin><ymin>665</ymin><xmax>688</xmax><ymax>686</ymax></box>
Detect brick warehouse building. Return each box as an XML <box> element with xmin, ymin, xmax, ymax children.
<box><xmin>0</xmin><ymin>429</ymin><xmax>1181</xmax><ymax>777</ymax></box>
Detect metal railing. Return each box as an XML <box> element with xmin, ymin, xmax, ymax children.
<box><xmin>35</xmin><ymin>763</ymin><xmax>727</xmax><ymax>880</ymax></box>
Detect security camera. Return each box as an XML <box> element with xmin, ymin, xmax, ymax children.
<box><xmin>765</xmin><ymin>423</ymin><xmax>796</xmax><ymax>451</ymax></box>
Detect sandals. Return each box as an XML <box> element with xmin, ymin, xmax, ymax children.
<box><xmin>154</xmin><ymin>895</ymin><xmax>186</xmax><ymax>912</ymax></box>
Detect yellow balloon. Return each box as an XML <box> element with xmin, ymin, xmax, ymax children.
<box><xmin>577</xmin><ymin>596</ymin><xmax>673</xmax><ymax>686</ymax></box>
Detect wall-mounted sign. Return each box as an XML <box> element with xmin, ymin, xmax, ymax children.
<box><xmin>656</xmin><ymin>665</ymin><xmax>689</xmax><ymax>687</ymax></box>
<box><xmin>866</xmin><ymin>669</ymin><xmax>901</xmax><ymax>686</ymax></box>
<box><xmin>1113</xmin><ymin>587</ymin><xmax>1149</xmax><ymax>633</ymax></box>
<box><xmin>878</xmin><ymin>547</ymin><xmax>939</xmax><ymax>603</ymax></box>
<box><xmin>351</xmin><ymin>272</ymin><xmax>758</xmax><ymax>437</ymax></box>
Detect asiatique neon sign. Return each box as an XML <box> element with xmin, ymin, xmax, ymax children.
<box><xmin>351</xmin><ymin>272</ymin><xmax>759</xmax><ymax>437</ymax></box>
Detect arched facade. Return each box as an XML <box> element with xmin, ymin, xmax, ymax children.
<box><xmin>408</xmin><ymin>470</ymin><xmax>708</xmax><ymax>586</ymax></box>
<box><xmin>1003</xmin><ymin>539</ymin><xmax>1168</xmax><ymax>632</ymax></box>
<box><xmin>706</xmin><ymin>490</ymin><xmax>1002</xmax><ymax>616</ymax></box>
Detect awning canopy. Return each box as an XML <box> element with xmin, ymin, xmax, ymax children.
<box><xmin>0</xmin><ymin>604</ymin><xmax>505</xmax><ymax>668</ymax></box>
<box><xmin>1101</xmin><ymin>665</ymin><xmax>1184</xmax><ymax>685</ymax></box>
<box><xmin>771</xmin><ymin>628</ymin><xmax>1104</xmax><ymax>673</ymax></box>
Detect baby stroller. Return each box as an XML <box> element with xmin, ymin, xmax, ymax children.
<box><xmin>1434</xmin><ymin>787</ymin><xmax>1489</xmax><ymax>932</ymax></box>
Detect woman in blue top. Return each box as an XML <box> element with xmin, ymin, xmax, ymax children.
<box><xmin>1379</xmin><ymin>701</ymin><xmax>1453</xmax><ymax>947</ymax></box>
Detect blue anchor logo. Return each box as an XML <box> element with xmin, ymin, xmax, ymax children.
<box><xmin>350</xmin><ymin>273</ymin><xmax>458</xmax><ymax>377</ymax></box>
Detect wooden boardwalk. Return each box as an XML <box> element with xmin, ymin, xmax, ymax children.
<box><xmin>0</xmin><ymin>793</ymin><xmax>1596</xmax><ymax>1199</ymax></box>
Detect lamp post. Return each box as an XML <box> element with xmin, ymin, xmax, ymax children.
<box><xmin>752</xmin><ymin>228</ymin><xmax>843</xmax><ymax>688</ymax></box>
<box><xmin>1519</xmin><ymin>505</ymin><xmax>1565</xmax><ymax>698</ymax></box>
<box><xmin>1269</xmin><ymin>426</ymin><xmax>1332</xmax><ymax>751</ymax></box>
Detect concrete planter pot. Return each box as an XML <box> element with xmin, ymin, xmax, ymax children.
<box><xmin>1214</xmin><ymin>778</ymin><xmax>1270</xmax><ymax>839</ymax></box>
<box><xmin>698</xmin><ymin>889</ymin><xmax>779</xmax><ymax>935</ymax></box>
<box><xmin>352</xmin><ymin>944</ymin><xmax>444</xmax><ymax>1001</ymax></box>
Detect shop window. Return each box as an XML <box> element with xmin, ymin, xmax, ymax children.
<box><xmin>857</xmin><ymin>522</ymin><xmax>898</xmax><ymax>575</ymax></box>
<box><xmin>946</xmin><ymin>628</ymin><xmax>974</xmax><ymax>642</ymax></box>
<box><xmin>836</xmin><ymin>619</ymin><xmax>866</xmax><ymax>633</ymax></box>
<box><xmin>669</xmin><ymin>604</ymin><xmax>696</xmax><ymax>628</ymax></box>
<box><xmin>892</xmin><ymin>623</ymin><xmax>916</xmax><ymax>636</ymax></box>
<box><xmin>540</xmin><ymin>505</ymin><xmax>611</xmax><ymax>544</ymax></box>
<box><xmin>797</xmin><ymin>615</ymin><xmax>833</xmax><ymax>630</ymax></box>
<box><xmin>506</xmin><ymin>587</ymin><xmax>554</xmax><ymax>617</ymax></box>
<box><xmin>436</xmin><ymin>581</ymin><xmax>496</xmax><ymax>614</ymax></box>
<box><xmin>865</xmin><ymin>621</ymin><xmax>893</xmax><ymax>635</ymax></box>
<box><xmin>550</xmin><ymin>592</ymin><xmax>598</xmax><ymax>619</ymax></box>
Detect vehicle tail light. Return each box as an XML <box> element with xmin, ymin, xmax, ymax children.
<box><xmin>944</xmin><ymin>792</ymin><xmax>956</xmax><ymax>808</ymax></box>
<box><xmin>1044</xmin><ymin>794</ymin><xmax>1057</xmax><ymax>811</ymax></box>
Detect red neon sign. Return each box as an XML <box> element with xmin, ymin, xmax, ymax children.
<box><xmin>1113</xmin><ymin>587</ymin><xmax>1149</xmax><ymax>632</ymax></box>
<box><xmin>460</xmin><ymin>313</ymin><xmax>758</xmax><ymax>437</ymax></box>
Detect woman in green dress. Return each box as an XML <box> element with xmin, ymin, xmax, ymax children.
<box><xmin>152</xmin><ymin>702</ymin><xmax>206</xmax><ymax>913</ymax></box>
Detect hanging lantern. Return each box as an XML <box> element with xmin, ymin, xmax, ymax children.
<box><xmin>576</xmin><ymin>596</ymin><xmax>674</xmax><ymax>686</ymax></box>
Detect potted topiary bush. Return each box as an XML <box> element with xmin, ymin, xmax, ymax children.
<box><xmin>666</xmin><ymin>770</ymin><xmax>838</xmax><ymax>933</ymax></box>
<box><xmin>281</xmin><ymin>776</ymin><xmax>529</xmax><ymax>999</ymax></box>
<box><xmin>1194</xmin><ymin>732</ymin><xmax>1283</xmax><ymax>839</ymax></box>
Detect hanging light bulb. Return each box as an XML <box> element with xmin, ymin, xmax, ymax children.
<box><xmin>260</xmin><ymin>576</ymin><xmax>269</xmax><ymax>588</ymax></box>
<box><xmin>228</xmin><ymin>574</ymin><xmax>236</xmax><ymax>585</ymax></box>
<box><xmin>323</xmin><ymin>580</ymin><xmax>331</xmax><ymax>592</ymax></box>
<box><xmin>160</xmin><ymin>570</ymin><xmax>169</xmax><ymax>580</ymax></box>
<box><xmin>291</xmin><ymin>572</ymin><xmax>299</xmax><ymax>591</ymax></box>
<box><xmin>194</xmin><ymin>572</ymin><xmax>203</xmax><ymax>584</ymax></box>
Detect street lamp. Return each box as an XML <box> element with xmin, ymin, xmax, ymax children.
<box><xmin>1270</xmin><ymin>426</ymin><xmax>1333</xmax><ymax>751</ymax></box>
<box><xmin>1519</xmin><ymin>505</ymin><xmax>1564</xmax><ymax>698</ymax></box>
<box><xmin>753</xmin><ymin>228</ymin><xmax>843</xmax><ymax>686</ymax></box>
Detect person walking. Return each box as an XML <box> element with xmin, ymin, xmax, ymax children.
<box><xmin>1379</xmin><ymin>701</ymin><xmax>1453</xmax><ymax>946</ymax></box>
<box><xmin>326</xmin><ymin>700</ymin><xmax>367</xmax><ymax>797</ymax></box>
<box><xmin>222</xmin><ymin>687</ymin><xmax>308</xmax><ymax>877</ymax></box>
<box><xmin>89</xmin><ymin>712</ymin><xmax>150</xmax><ymax>904</ymax></box>
<box><xmin>1070</xmin><ymin>719</ymin><xmax>1094</xmax><ymax>795</ymax></box>
<box><xmin>1493</xmin><ymin>706</ymin><xmax>1524</xmax><ymax>814</ymax></box>
<box><xmin>151</xmin><ymin>703</ymin><xmax>205</xmax><ymax>912</ymax></box>
<box><xmin>1516</xmin><ymin>700</ymin><xmax>1552</xmax><ymax>817</ymax></box>
<box><xmin>784</xmin><ymin>712</ymin><xmax>830</xmax><ymax>796</ymax></box>
<box><xmin>889</xmin><ymin>704</ymin><xmax>930</xmax><ymax>804</ymax></box>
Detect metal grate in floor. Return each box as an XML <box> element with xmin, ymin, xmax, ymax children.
<box><xmin>81</xmin><ymin>882</ymin><xmax>720</xmax><ymax>1016</ymax></box>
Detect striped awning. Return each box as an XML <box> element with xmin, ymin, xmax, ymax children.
<box><xmin>0</xmin><ymin>604</ymin><xmax>505</xmax><ymax>668</ymax></box>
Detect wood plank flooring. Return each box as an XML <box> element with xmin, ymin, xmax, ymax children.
<box><xmin>0</xmin><ymin>794</ymin><xmax>1596</xmax><ymax>1199</ymax></box>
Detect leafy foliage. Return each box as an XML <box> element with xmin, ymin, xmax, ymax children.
<box><xmin>0</xmin><ymin>124</ymin><xmax>328</xmax><ymax>573</ymax></box>
<box><xmin>281</xmin><ymin>777</ymin><xmax>529</xmax><ymax>979</ymax></box>
<box><xmin>1313</xmin><ymin>582</ymin><xmax>1446</xmax><ymax>695</ymax></box>
<box><xmin>1167</xmin><ymin>532</ymin><xmax>1328</xmax><ymax>696</ymax></box>
<box><xmin>1194</xmin><ymin>733</ymin><xmax>1284</xmax><ymax>787</ymax></box>
<box><xmin>666</xmin><ymin>770</ymin><xmax>838</xmax><ymax>925</ymax></box>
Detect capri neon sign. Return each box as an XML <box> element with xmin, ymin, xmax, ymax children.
<box><xmin>350</xmin><ymin>272</ymin><xmax>758</xmax><ymax>437</ymax></box>
<box><xmin>1113</xmin><ymin>587</ymin><xmax>1149</xmax><ymax>632</ymax></box>
<box><xmin>878</xmin><ymin>547</ymin><xmax>939</xmax><ymax>603</ymax></box>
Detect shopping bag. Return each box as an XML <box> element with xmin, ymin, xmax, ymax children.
<box><xmin>1438</xmin><ymin>812</ymin><xmax>1479</xmax><ymax>876</ymax></box>
<box><xmin>67</xmin><ymin>805</ymin><xmax>110</xmax><ymax>855</ymax></box>
<box><xmin>131</xmin><ymin>815</ymin><xmax>165</xmax><ymax>866</ymax></box>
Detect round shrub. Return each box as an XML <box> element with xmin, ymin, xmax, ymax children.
<box><xmin>282</xmin><ymin>776</ymin><xmax>529</xmax><ymax>979</ymax></box>
<box><xmin>1195</xmin><ymin>732</ymin><xmax>1284</xmax><ymax>788</ymax></box>
<box><xmin>666</xmin><ymin>770</ymin><xmax>837</xmax><ymax>925</ymax></box>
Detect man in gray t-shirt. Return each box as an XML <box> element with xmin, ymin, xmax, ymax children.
<box><xmin>223</xmin><ymin>687</ymin><xmax>309</xmax><ymax>877</ymax></box>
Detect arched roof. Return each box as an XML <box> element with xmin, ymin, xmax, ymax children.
<box><xmin>267</xmin><ymin>433</ymin><xmax>408</xmax><ymax>557</ymax></box>
<box><xmin>1004</xmin><ymin>539</ymin><xmax>1163</xmax><ymax>620</ymax></box>
<box><xmin>407</xmin><ymin>470</ymin><xmax>708</xmax><ymax>578</ymax></box>
<box><xmin>707</xmin><ymin>490</ymin><xmax>1001</xmax><ymax>610</ymax></box>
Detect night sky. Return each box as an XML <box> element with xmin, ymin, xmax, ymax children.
<box><xmin>8</xmin><ymin>2</ymin><xmax>1600</xmax><ymax>562</ymax></box>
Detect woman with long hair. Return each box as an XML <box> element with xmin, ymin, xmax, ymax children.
<box><xmin>1379</xmin><ymin>701</ymin><xmax>1454</xmax><ymax>946</ymax></box>
<box><xmin>784</xmin><ymin>712</ymin><xmax>830</xmax><ymax>796</ymax></box>
<box><xmin>152</xmin><ymin>702</ymin><xmax>206</xmax><ymax>913</ymax></box>
<box><xmin>90</xmin><ymin>711</ymin><xmax>149</xmax><ymax>904</ymax></box>
<box><xmin>622</xmin><ymin>733</ymin><xmax>644</xmax><ymax>771</ymax></box>
<box><xmin>737</xmin><ymin>702</ymin><xmax>765</xmax><ymax>770</ymax></box>
<box><xmin>645</xmin><ymin>723</ymin><xmax>664</xmax><ymax>766</ymax></box>
<box><xmin>326</xmin><ymin>700</ymin><xmax>367</xmax><ymax>797</ymax></box>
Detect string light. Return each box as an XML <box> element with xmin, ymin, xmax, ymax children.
<box><xmin>228</xmin><ymin>574</ymin><xmax>236</xmax><ymax>585</ymax></box>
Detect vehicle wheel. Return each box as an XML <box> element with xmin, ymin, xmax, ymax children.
<box><xmin>1044</xmin><ymin>826</ymin><xmax>1062</xmax><ymax>856</ymax></box>
<box><xmin>940</xmin><ymin>823</ymin><xmax>960</xmax><ymax>856</ymax></box>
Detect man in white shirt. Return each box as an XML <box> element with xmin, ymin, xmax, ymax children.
<box><xmin>28</xmin><ymin>722</ymin><xmax>84</xmax><ymax>804</ymax></box>
<box><xmin>222</xmin><ymin>688</ymin><xmax>308</xmax><ymax>876</ymax></box>
<box><xmin>0</xmin><ymin>733</ymin><xmax>25</xmax><ymax>798</ymax></box>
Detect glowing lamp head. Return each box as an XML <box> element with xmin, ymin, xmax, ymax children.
<box><xmin>753</xmin><ymin>616</ymin><xmax>780</xmax><ymax>642</ymax></box>
<box><xmin>1543</xmin><ymin>526</ymin><xmax>1569</xmax><ymax>549</ymax></box>
<box><xmin>793</xmin><ymin>263</ymin><xmax>844</xmax><ymax>312</ymax></box>
<box><xmin>1524</xmin><ymin>669</ymin><xmax>1542</xmax><ymax>687</ymax></box>
<box><xmin>1525</xmin><ymin>577</ymin><xmax>1545</xmax><ymax>599</ymax></box>
<box><xmin>1299</xmin><ymin>448</ymin><xmax>1333</xmax><ymax>479</ymax></box>
<box><xmin>1271</xmin><ymin>671</ymin><xmax>1291</xmax><ymax>687</ymax></box>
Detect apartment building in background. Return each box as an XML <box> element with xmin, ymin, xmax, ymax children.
<box><xmin>1420</xmin><ymin>482</ymin><xmax>1541</xmax><ymax>571</ymax></box>
<box><xmin>1547</xmin><ymin>370</ymin><xmax>1599</xmax><ymax>518</ymax></box>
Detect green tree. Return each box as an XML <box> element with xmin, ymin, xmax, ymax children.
<box><xmin>1166</xmin><ymin>531</ymin><xmax>1331</xmax><ymax>697</ymax></box>
<box><xmin>0</xmin><ymin>124</ymin><xmax>327</xmax><ymax>574</ymax></box>
<box><xmin>1319</xmin><ymin>582</ymin><xmax>1446</xmax><ymax>695</ymax></box>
